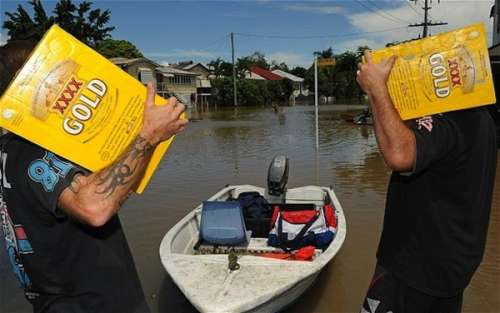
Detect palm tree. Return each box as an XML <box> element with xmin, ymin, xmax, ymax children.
<box><xmin>3</xmin><ymin>0</ymin><xmax>114</xmax><ymax>47</ymax></box>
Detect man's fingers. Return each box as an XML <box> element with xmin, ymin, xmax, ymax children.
<box><xmin>173</xmin><ymin>119</ymin><xmax>189</xmax><ymax>134</ymax></box>
<box><xmin>171</xmin><ymin>102</ymin><xmax>186</xmax><ymax>120</ymax></box>
<box><xmin>145</xmin><ymin>81</ymin><xmax>156</xmax><ymax>108</ymax></box>
<box><xmin>178</xmin><ymin>118</ymin><xmax>189</xmax><ymax>126</ymax></box>
<box><xmin>176</xmin><ymin>119</ymin><xmax>189</xmax><ymax>129</ymax></box>
<box><xmin>168</xmin><ymin>96</ymin><xmax>178</xmax><ymax>108</ymax></box>
<box><xmin>364</xmin><ymin>50</ymin><xmax>373</xmax><ymax>64</ymax></box>
<box><xmin>385</xmin><ymin>55</ymin><xmax>398</xmax><ymax>70</ymax></box>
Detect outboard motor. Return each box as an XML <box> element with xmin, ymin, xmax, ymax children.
<box><xmin>267</xmin><ymin>155</ymin><xmax>289</xmax><ymax>200</ymax></box>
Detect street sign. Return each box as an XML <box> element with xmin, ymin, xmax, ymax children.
<box><xmin>317</xmin><ymin>58</ymin><xmax>336</xmax><ymax>67</ymax></box>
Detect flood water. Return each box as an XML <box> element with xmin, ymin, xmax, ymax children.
<box><xmin>1</xmin><ymin>104</ymin><xmax>499</xmax><ymax>313</ymax></box>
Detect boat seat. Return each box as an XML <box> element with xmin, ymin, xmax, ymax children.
<box><xmin>199</xmin><ymin>201</ymin><xmax>249</xmax><ymax>246</ymax></box>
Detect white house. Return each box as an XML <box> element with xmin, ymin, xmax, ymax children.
<box><xmin>271</xmin><ymin>69</ymin><xmax>308</xmax><ymax>97</ymax></box>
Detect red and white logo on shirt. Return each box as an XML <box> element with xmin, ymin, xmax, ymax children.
<box><xmin>416</xmin><ymin>116</ymin><xmax>434</xmax><ymax>132</ymax></box>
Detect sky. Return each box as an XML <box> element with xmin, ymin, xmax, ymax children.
<box><xmin>0</xmin><ymin>0</ymin><xmax>496</xmax><ymax>68</ymax></box>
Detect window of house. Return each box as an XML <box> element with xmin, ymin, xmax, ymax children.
<box><xmin>138</xmin><ymin>68</ymin><xmax>154</xmax><ymax>84</ymax></box>
<box><xmin>168</xmin><ymin>75</ymin><xmax>192</xmax><ymax>85</ymax></box>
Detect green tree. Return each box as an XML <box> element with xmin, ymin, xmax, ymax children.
<box><xmin>356</xmin><ymin>45</ymin><xmax>370</xmax><ymax>60</ymax></box>
<box><xmin>290</xmin><ymin>66</ymin><xmax>307</xmax><ymax>78</ymax></box>
<box><xmin>313</xmin><ymin>47</ymin><xmax>334</xmax><ymax>59</ymax></box>
<box><xmin>95</xmin><ymin>39</ymin><xmax>143</xmax><ymax>58</ymax></box>
<box><xmin>270</xmin><ymin>61</ymin><xmax>289</xmax><ymax>72</ymax></box>
<box><xmin>238</xmin><ymin>79</ymin><xmax>266</xmax><ymax>105</ymax></box>
<box><xmin>208</xmin><ymin>57</ymin><xmax>233</xmax><ymax>77</ymax></box>
<box><xmin>304</xmin><ymin>45</ymin><xmax>370</xmax><ymax>101</ymax></box>
<box><xmin>3</xmin><ymin>0</ymin><xmax>114</xmax><ymax>47</ymax></box>
<box><xmin>236</xmin><ymin>51</ymin><xmax>269</xmax><ymax>77</ymax></box>
<box><xmin>212</xmin><ymin>77</ymin><xmax>235</xmax><ymax>105</ymax></box>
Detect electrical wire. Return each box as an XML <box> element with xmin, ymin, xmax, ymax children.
<box><xmin>202</xmin><ymin>34</ymin><xmax>231</xmax><ymax>52</ymax></box>
<box><xmin>353</xmin><ymin>0</ymin><xmax>410</xmax><ymax>25</ymax></box>
<box><xmin>405</xmin><ymin>0</ymin><xmax>424</xmax><ymax>18</ymax></box>
<box><xmin>364</xmin><ymin>0</ymin><xmax>414</xmax><ymax>24</ymax></box>
<box><xmin>234</xmin><ymin>26</ymin><xmax>408</xmax><ymax>40</ymax></box>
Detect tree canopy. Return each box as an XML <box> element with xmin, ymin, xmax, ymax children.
<box><xmin>236</xmin><ymin>51</ymin><xmax>269</xmax><ymax>77</ymax></box>
<box><xmin>270</xmin><ymin>61</ymin><xmax>289</xmax><ymax>72</ymax></box>
<box><xmin>95</xmin><ymin>39</ymin><xmax>143</xmax><ymax>58</ymax></box>
<box><xmin>313</xmin><ymin>47</ymin><xmax>334</xmax><ymax>59</ymax></box>
<box><xmin>208</xmin><ymin>57</ymin><xmax>233</xmax><ymax>77</ymax></box>
<box><xmin>3</xmin><ymin>0</ymin><xmax>114</xmax><ymax>47</ymax></box>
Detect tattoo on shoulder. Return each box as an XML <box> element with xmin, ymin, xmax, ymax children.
<box><xmin>96</xmin><ymin>136</ymin><xmax>154</xmax><ymax>198</ymax></box>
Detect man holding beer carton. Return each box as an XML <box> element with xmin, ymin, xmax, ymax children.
<box><xmin>0</xmin><ymin>39</ymin><xmax>187</xmax><ymax>313</ymax></box>
<box><xmin>356</xmin><ymin>24</ymin><xmax>496</xmax><ymax>313</ymax></box>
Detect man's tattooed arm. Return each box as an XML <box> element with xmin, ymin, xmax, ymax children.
<box><xmin>56</xmin><ymin>82</ymin><xmax>187</xmax><ymax>227</ymax></box>
<box><xmin>95</xmin><ymin>136</ymin><xmax>154</xmax><ymax>198</ymax></box>
<box><xmin>57</xmin><ymin>135</ymin><xmax>156</xmax><ymax>227</ymax></box>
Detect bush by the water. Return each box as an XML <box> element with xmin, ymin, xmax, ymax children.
<box><xmin>211</xmin><ymin>77</ymin><xmax>294</xmax><ymax>106</ymax></box>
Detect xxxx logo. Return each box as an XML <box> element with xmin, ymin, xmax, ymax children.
<box><xmin>50</xmin><ymin>77</ymin><xmax>84</xmax><ymax>116</ymax></box>
<box><xmin>448</xmin><ymin>58</ymin><xmax>462</xmax><ymax>88</ymax></box>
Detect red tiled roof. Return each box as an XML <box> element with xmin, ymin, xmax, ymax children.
<box><xmin>249</xmin><ymin>66</ymin><xmax>283</xmax><ymax>81</ymax></box>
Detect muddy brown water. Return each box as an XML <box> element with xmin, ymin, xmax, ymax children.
<box><xmin>1</xmin><ymin>105</ymin><xmax>498</xmax><ymax>313</ymax></box>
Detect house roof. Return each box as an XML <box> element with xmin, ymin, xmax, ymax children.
<box><xmin>182</xmin><ymin>63</ymin><xmax>210</xmax><ymax>72</ymax></box>
<box><xmin>244</xmin><ymin>70</ymin><xmax>266</xmax><ymax>80</ymax></box>
<box><xmin>110</xmin><ymin>57</ymin><xmax>160</xmax><ymax>67</ymax></box>
<box><xmin>249</xmin><ymin>66</ymin><xmax>283</xmax><ymax>81</ymax></box>
<box><xmin>156</xmin><ymin>66</ymin><xmax>199</xmax><ymax>76</ymax></box>
<box><xmin>271</xmin><ymin>69</ymin><xmax>304</xmax><ymax>83</ymax></box>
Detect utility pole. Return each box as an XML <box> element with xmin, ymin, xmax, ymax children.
<box><xmin>408</xmin><ymin>0</ymin><xmax>447</xmax><ymax>38</ymax></box>
<box><xmin>314</xmin><ymin>57</ymin><xmax>319</xmax><ymax>150</ymax></box>
<box><xmin>231</xmin><ymin>32</ymin><xmax>238</xmax><ymax>107</ymax></box>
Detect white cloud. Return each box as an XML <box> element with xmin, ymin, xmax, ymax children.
<box><xmin>284</xmin><ymin>4</ymin><xmax>345</xmax><ymax>15</ymax></box>
<box><xmin>268</xmin><ymin>51</ymin><xmax>311</xmax><ymax>67</ymax></box>
<box><xmin>345</xmin><ymin>0</ymin><xmax>494</xmax><ymax>50</ymax></box>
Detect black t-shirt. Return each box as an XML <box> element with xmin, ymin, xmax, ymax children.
<box><xmin>377</xmin><ymin>108</ymin><xmax>497</xmax><ymax>297</ymax></box>
<box><xmin>0</xmin><ymin>134</ymin><xmax>149</xmax><ymax>313</ymax></box>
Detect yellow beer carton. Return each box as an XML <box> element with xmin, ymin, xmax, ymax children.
<box><xmin>370</xmin><ymin>23</ymin><xmax>496</xmax><ymax>120</ymax></box>
<box><xmin>0</xmin><ymin>25</ymin><xmax>179</xmax><ymax>194</ymax></box>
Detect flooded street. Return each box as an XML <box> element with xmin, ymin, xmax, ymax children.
<box><xmin>1</xmin><ymin>104</ymin><xmax>499</xmax><ymax>312</ymax></box>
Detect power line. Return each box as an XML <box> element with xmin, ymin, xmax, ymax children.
<box><xmin>404</xmin><ymin>0</ymin><xmax>424</xmax><ymax>18</ymax></box>
<box><xmin>234</xmin><ymin>26</ymin><xmax>408</xmax><ymax>40</ymax></box>
<box><xmin>364</xmin><ymin>0</ymin><xmax>414</xmax><ymax>24</ymax></box>
<box><xmin>353</xmin><ymin>0</ymin><xmax>409</xmax><ymax>25</ymax></box>
<box><xmin>202</xmin><ymin>34</ymin><xmax>230</xmax><ymax>52</ymax></box>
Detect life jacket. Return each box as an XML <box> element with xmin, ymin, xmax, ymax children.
<box><xmin>268</xmin><ymin>203</ymin><xmax>337</xmax><ymax>251</ymax></box>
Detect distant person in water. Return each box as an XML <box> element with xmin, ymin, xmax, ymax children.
<box><xmin>356</xmin><ymin>50</ymin><xmax>496</xmax><ymax>313</ymax></box>
<box><xmin>0</xmin><ymin>40</ymin><xmax>187</xmax><ymax>313</ymax></box>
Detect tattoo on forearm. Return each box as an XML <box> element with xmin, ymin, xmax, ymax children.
<box><xmin>95</xmin><ymin>136</ymin><xmax>154</xmax><ymax>198</ymax></box>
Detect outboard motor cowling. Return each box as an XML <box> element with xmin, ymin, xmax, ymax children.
<box><xmin>267</xmin><ymin>155</ymin><xmax>289</xmax><ymax>197</ymax></box>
